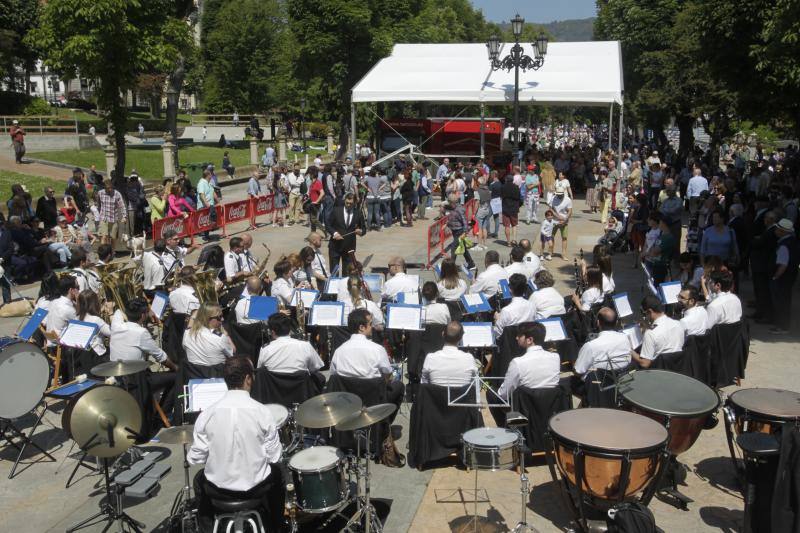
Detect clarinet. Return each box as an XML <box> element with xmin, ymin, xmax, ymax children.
<box><xmin>574</xmin><ymin>257</ymin><xmax>585</xmax><ymax>295</ymax></box>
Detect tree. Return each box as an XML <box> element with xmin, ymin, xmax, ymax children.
<box><xmin>0</xmin><ymin>0</ymin><xmax>40</xmax><ymax>94</ymax></box>
<box><xmin>29</xmin><ymin>0</ymin><xmax>191</xmax><ymax>181</ymax></box>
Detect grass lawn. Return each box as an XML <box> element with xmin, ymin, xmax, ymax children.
<box><xmin>0</xmin><ymin>170</ymin><xmax>66</xmax><ymax>198</ymax></box>
<box><xmin>28</xmin><ymin>146</ymin><xmax>254</xmax><ymax>182</ymax></box>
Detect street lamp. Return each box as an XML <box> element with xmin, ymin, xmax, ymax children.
<box><xmin>166</xmin><ymin>86</ymin><xmax>179</xmax><ymax>170</ymax></box>
<box><xmin>486</xmin><ymin>14</ymin><xmax>548</xmax><ymax>163</ymax></box>
<box><xmin>300</xmin><ymin>97</ymin><xmax>307</xmax><ymax>152</ymax></box>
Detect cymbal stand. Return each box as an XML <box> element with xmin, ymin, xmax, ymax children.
<box><xmin>169</xmin><ymin>442</ymin><xmax>199</xmax><ymax>533</ymax></box>
<box><xmin>511</xmin><ymin>431</ymin><xmax>538</xmax><ymax>533</ymax></box>
<box><xmin>342</xmin><ymin>425</ymin><xmax>382</xmax><ymax>533</ymax></box>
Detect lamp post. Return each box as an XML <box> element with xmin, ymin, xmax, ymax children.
<box><xmin>300</xmin><ymin>97</ymin><xmax>307</xmax><ymax>152</ymax></box>
<box><xmin>166</xmin><ymin>86</ymin><xmax>180</xmax><ymax>170</ymax></box>
<box><xmin>487</xmin><ymin>14</ymin><xmax>548</xmax><ymax>163</ymax></box>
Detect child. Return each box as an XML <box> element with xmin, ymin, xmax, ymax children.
<box><xmin>540</xmin><ymin>209</ymin><xmax>556</xmax><ymax>260</ymax></box>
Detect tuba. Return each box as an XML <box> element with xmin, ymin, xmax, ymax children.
<box><xmin>189</xmin><ymin>268</ymin><xmax>220</xmax><ymax>305</ymax></box>
<box><xmin>105</xmin><ymin>266</ymin><xmax>144</xmax><ymax>312</ymax></box>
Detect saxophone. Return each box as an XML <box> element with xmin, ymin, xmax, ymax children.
<box><xmin>255</xmin><ymin>243</ymin><xmax>272</xmax><ymax>280</ymax></box>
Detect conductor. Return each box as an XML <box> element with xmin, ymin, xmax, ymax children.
<box><xmin>326</xmin><ymin>192</ymin><xmax>364</xmax><ymax>275</ymax></box>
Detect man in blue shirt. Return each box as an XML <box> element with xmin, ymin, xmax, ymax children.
<box><xmin>196</xmin><ymin>170</ymin><xmax>217</xmax><ymax>239</ymax></box>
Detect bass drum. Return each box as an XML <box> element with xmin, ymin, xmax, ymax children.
<box><xmin>0</xmin><ymin>338</ymin><xmax>50</xmax><ymax>419</ymax></box>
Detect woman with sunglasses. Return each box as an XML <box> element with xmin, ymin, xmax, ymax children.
<box><xmin>183</xmin><ymin>303</ymin><xmax>234</xmax><ymax>367</ymax></box>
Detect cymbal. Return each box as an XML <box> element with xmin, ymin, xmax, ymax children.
<box><xmin>335</xmin><ymin>403</ymin><xmax>397</xmax><ymax>431</ymax></box>
<box><xmin>91</xmin><ymin>360</ymin><xmax>150</xmax><ymax>377</ymax></box>
<box><xmin>69</xmin><ymin>385</ymin><xmax>142</xmax><ymax>458</ymax></box>
<box><xmin>295</xmin><ymin>392</ymin><xmax>362</xmax><ymax>429</ymax></box>
<box><xmin>157</xmin><ymin>425</ymin><xmax>195</xmax><ymax>445</ymax></box>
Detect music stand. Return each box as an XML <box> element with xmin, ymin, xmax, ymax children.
<box><xmin>310</xmin><ymin>301</ymin><xmax>346</xmax><ymax>362</ymax></box>
<box><xmin>59</xmin><ymin>320</ymin><xmax>100</xmax><ymax>384</ymax></box>
<box><xmin>386</xmin><ymin>303</ymin><xmax>424</xmax><ymax>412</ymax></box>
<box><xmin>460</xmin><ymin>322</ymin><xmax>495</xmax><ymax>371</ymax></box>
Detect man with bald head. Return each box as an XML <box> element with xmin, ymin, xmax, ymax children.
<box><xmin>235</xmin><ymin>276</ymin><xmax>264</xmax><ymax>324</ymax></box>
<box><xmin>573</xmin><ymin>307</ymin><xmax>632</xmax><ymax>378</ymax></box>
<box><xmin>238</xmin><ymin>233</ymin><xmax>257</xmax><ymax>273</ymax></box>
<box><xmin>306</xmin><ymin>232</ymin><xmax>329</xmax><ymax>283</ymax></box>
<box><xmin>382</xmin><ymin>256</ymin><xmax>419</xmax><ymax>300</ymax></box>
<box><xmin>421</xmin><ymin>321</ymin><xmax>478</xmax><ymax>386</ymax></box>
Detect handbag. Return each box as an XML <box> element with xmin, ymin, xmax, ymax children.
<box><xmin>378</xmin><ymin>434</ymin><xmax>406</xmax><ymax>468</ymax></box>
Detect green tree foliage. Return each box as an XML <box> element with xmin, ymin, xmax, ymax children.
<box><xmin>29</xmin><ymin>0</ymin><xmax>191</xmax><ymax>181</ymax></box>
<box><xmin>0</xmin><ymin>0</ymin><xmax>40</xmax><ymax>93</ymax></box>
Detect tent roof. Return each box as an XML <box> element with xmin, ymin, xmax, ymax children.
<box><xmin>352</xmin><ymin>41</ymin><xmax>623</xmax><ymax>107</ymax></box>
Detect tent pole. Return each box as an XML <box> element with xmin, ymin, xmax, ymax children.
<box><xmin>351</xmin><ymin>101</ymin><xmax>356</xmax><ymax>163</ymax></box>
<box><xmin>480</xmin><ymin>102</ymin><xmax>485</xmax><ymax>161</ymax></box>
<box><xmin>618</xmin><ymin>101</ymin><xmax>624</xmax><ymax>171</ymax></box>
<box><xmin>608</xmin><ymin>103</ymin><xmax>614</xmax><ymax>152</ymax></box>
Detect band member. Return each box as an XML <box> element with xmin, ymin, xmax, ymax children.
<box><xmin>76</xmin><ymin>290</ymin><xmax>112</xmax><ymax>364</ymax></box>
<box><xmin>382</xmin><ymin>257</ymin><xmax>419</xmax><ymax>301</ymax></box>
<box><xmin>529</xmin><ymin>270</ymin><xmax>566</xmax><ymax>319</ymax></box>
<box><xmin>235</xmin><ymin>276</ymin><xmax>264</xmax><ymax>325</ymax></box>
<box><xmin>497</xmin><ymin>322</ymin><xmax>560</xmax><ymax>400</ymax></box>
<box><xmin>343</xmin><ymin>275</ymin><xmax>384</xmax><ymax>330</ymax></box>
<box><xmin>143</xmin><ymin>239</ymin><xmax>167</xmax><ymax>296</ymax></box>
<box><xmin>519</xmin><ymin>238</ymin><xmax>543</xmax><ymax>275</ymax></box>
<box><xmin>239</xmin><ymin>233</ymin><xmax>257</xmax><ymax>272</ymax></box>
<box><xmin>421</xmin><ymin>282</ymin><xmax>450</xmax><ymax>325</ymax></box>
<box><xmin>162</xmin><ymin>229</ymin><xmax>200</xmax><ymax>281</ymax></box>
<box><xmin>270</xmin><ymin>259</ymin><xmax>295</xmax><ymax>307</ymax></box>
<box><xmin>469</xmin><ymin>250</ymin><xmax>506</xmax><ymax>298</ymax></box>
<box><xmin>69</xmin><ymin>249</ymin><xmax>101</xmax><ymax>294</ymax></box>
<box><xmin>704</xmin><ymin>270</ymin><xmax>742</xmax><ymax>328</ymax></box>
<box><xmin>678</xmin><ymin>284</ymin><xmax>708</xmax><ymax>336</ymax></box>
<box><xmin>183</xmin><ymin>303</ymin><xmax>235</xmax><ymax>367</ymax></box>
<box><xmin>573</xmin><ymin>307</ymin><xmax>631</xmax><ymax>380</ymax></box>
<box><xmin>306</xmin><ymin>232</ymin><xmax>329</xmax><ymax>284</ymax></box>
<box><xmin>45</xmin><ymin>275</ymin><xmax>79</xmax><ymax>341</ymax></box>
<box><xmin>96</xmin><ymin>243</ymin><xmax>114</xmax><ymax>266</ymax></box>
<box><xmin>494</xmin><ymin>274</ymin><xmax>537</xmax><ymax>337</ymax></box>
<box><xmin>505</xmin><ymin>246</ymin><xmax>536</xmax><ymax>280</ymax></box>
<box><xmin>257</xmin><ymin>313</ymin><xmax>324</xmax><ymax>376</ymax></box>
<box><xmin>436</xmin><ymin>258</ymin><xmax>468</xmax><ymax>302</ymax></box>
<box><xmin>297</xmin><ymin>247</ymin><xmax>321</xmax><ymax>290</ymax></box>
<box><xmin>326</xmin><ymin>192</ymin><xmax>364</xmax><ymax>275</ymax></box>
<box><xmin>188</xmin><ymin>356</ymin><xmax>284</xmax><ymax>530</ymax></box>
<box><xmin>223</xmin><ymin>237</ymin><xmax>248</xmax><ymax>284</ymax></box>
<box><xmin>330</xmin><ymin>308</ymin><xmax>404</xmax><ymax>417</ymax></box>
<box><xmin>421</xmin><ymin>321</ymin><xmax>478</xmax><ymax>386</ymax></box>
<box><xmin>571</xmin><ymin>265</ymin><xmax>605</xmax><ymax>312</ymax></box>
<box><xmin>631</xmin><ymin>295</ymin><xmax>685</xmax><ymax>368</ymax></box>
<box><xmin>168</xmin><ymin>266</ymin><xmax>200</xmax><ymax>315</ymax></box>
<box><xmin>109</xmin><ymin>298</ymin><xmax>177</xmax><ymax>412</ymax></box>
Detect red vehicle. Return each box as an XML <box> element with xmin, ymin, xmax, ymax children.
<box><xmin>378</xmin><ymin>117</ymin><xmax>506</xmax><ymax>160</ymax></box>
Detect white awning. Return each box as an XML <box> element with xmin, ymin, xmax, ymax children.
<box><xmin>352</xmin><ymin>41</ymin><xmax>623</xmax><ymax>106</ymax></box>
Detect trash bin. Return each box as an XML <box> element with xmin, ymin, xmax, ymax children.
<box><xmin>182</xmin><ymin>162</ymin><xmax>211</xmax><ymax>187</ymax></box>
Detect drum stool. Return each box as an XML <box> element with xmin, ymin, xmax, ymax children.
<box><xmin>736</xmin><ymin>433</ymin><xmax>780</xmax><ymax>533</ymax></box>
<box><xmin>211</xmin><ymin>498</ymin><xmax>265</xmax><ymax>533</ymax></box>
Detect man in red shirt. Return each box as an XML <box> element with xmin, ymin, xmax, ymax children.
<box><xmin>10</xmin><ymin>120</ymin><xmax>25</xmax><ymax>163</ymax></box>
<box><xmin>308</xmin><ymin>170</ymin><xmax>325</xmax><ymax>233</ymax></box>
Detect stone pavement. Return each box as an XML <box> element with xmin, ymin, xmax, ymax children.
<box><xmin>0</xmin><ymin>186</ymin><xmax>797</xmax><ymax>532</ymax></box>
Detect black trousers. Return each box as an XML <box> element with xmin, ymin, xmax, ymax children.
<box><xmin>770</xmin><ymin>276</ymin><xmax>796</xmax><ymax>330</ymax></box>
<box><xmin>752</xmin><ymin>270</ymin><xmax>772</xmax><ymax>318</ymax></box>
<box><xmin>386</xmin><ymin>381</ymin><xmax>405</xmax><ymax>425</ymax></box>
<box><xmin>193</xmin><ymin>467</ymin><xmax>285</xmax><ymax>531</ymax></box>
<box><xmin>328</xmin><ymin>246</ymin><xmax>353</xmax><ymax>277</ymax></box>
<box><xmin>148</xmin><ymin>371</ymin><xmax>176</xmax><ymax>416</ymax></box>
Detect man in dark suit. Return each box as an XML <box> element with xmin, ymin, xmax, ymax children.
<box><xmin>326</xmin><ymin>193</ymin><xmax>364</xmax><ymax>276</ymax></box>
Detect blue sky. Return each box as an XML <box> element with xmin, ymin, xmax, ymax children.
<box><xmin>469</xmin><ymin>0</ymin><xmax>597</xmax><ymax>23</ymax></box>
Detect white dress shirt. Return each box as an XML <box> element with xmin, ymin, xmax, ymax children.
<box><xmin>81</xmin><ymin>313</ymin><xmax>111</xmax><ymax>355</ymax></box>
<box><xmin>640</xmin><ymin>315</ymin><xmax>685</xmax><ymax>360</ymax></box>
<box><xmin>110</xmin><ymin>319</ymin><xmax>168</xmax><ymax>363</ymax></box>
<box><xmin>687</xmin><ymin>175</ymin><xmax>709</xmax><ymax>198</ymax></box>
<box><xmin>382</xmin><ymin>272</ymin><xmax>419</xmax><ymax>300</ymax></box>
<box><xmin>162</xmin><ymin>246</ymin><xmax>186</xmax><ymax>275</ymax></box>
<box><xmin>46</xmin><ymin>296</ymin><xmax>77</xmax><ymax>337</ymax></box>
<box><xmin>523</xmin><ymin>252</ymin><xmax>543</xmax><ymax>274</ymax></box>
<box><xmin>705</xmin><ymin>291</ymin><xmax>742</xmax><ymax>328</ymax></box>
<box><xmin>224</xmin><ymin>251</ymin><xmax>244</xmax><ymax>282</ymax></box>
<box><xmin>494</xmin><ymin>297</ymin><xmax>537</xmax><ymax>337</ymax></box>
<box><xmin>183</xmin><ymin>327</ymin><xmax>235</xmax><ymax>366</ymax></box>
<box><xmin>602</xmin><ymin>273</ymin><xmax>615</xmax><ymax>295</ymax></box>
<box><xmin>529</xmin><ymin>287</ymin><xmax>566</xmax><ymax>319</ymax></box>
<box><xmin>470</xmin><ymin>264</ymin><xmax>507</xmax><ymax>297</ymax></box>
<box><xmin>579</xmin><ymin>287</ymin><xmax>604</xmax><ymax>311</ymax></box>
<box><xmin>72</xmin><ymin>268</ymin><xmax>101</xmax><ymax>294</ymax></box>
<box><xmin>681</xmin><ymin>306</ymin><xmax>709</xmax><ymax>336</ymax></box>
<box><xmin>234</xmin><ymin>297</ymin><xmax>259</xmax><ymax>325</ymax></box>
<box><xmin>505</xmin><ymin>261</ymin><xmax>535</xmax><ymax>280</ymax></box>
<box><xmin>271</xmin><ymin>277</ymin><xmax>295</xmax><ymax>306</ymax></box>
<box><xmin>257</xmin><ymin>335</ymin><xmax>324</xmax><ymax>373</ymax></box>
<box><xmin>574</xmin><ymin>330</ymin><xmax>632</xmax><ymax>376</ymax></box>
<box><xmin>421</xmin><ymin>345</ymin><xmax>478</xmax><ymax>386</ymax></box>
<box><xmin>344</xmin><ymin>299</ymin><xmax>384</xmax><ymax>327</ymax></box>
<box><xmin>311</xmin><ymin>250</ymin><xmax>329</xmax><ymax>279</ymax></box>
<box><xmin>497</xmin><ymin>345</ymin><xmax>560</xmax><ymax>399</ymax></box>
<box><xmin>239</xmin><ymin>250</ymin><xmax>257</xmax><ymax>273</ymax></box>
<box><xmin>423</xmin><ymin>302</ymin><xmax>451</xmax><ymax>325</ymax></box>
<box><xmin>187</xmin><ymin>389</ymin><xmax>282</xmax><ymax>492</ymax></box>
<box><xmin>436</xmin><ymin>279</ymin><xmax>468</xmax><ymax>301</ymax></box>
<box><xmin>330</xmin><ymin>333</ymin><xmax>392</xmax><ymax>378</ymax></box>
<box><xmin>169</xmin><ymin>284</ymin><xmax>200</xmax><ymax>315</ymax></box>
<box><xmin>142</xmin><ymin>251</ymin><xmax>166</xmax><ymax>290</ymax></box>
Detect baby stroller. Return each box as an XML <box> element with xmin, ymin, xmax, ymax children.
<box><xmin>598</xmin><ymin>209</ymin><xmax>630</xmax><ymax>254</ymax></box>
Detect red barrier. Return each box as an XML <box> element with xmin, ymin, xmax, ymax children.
<box><xmin>191</xmin><ymin>206</ymin><xmax>220</xmax><ymax>236</ymax></box>
<box><xmin>152</xmin><ymin>214</ymin><xmax>192</xmax><ymax>242</ymax></box>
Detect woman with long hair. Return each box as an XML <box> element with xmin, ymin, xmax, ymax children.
<box><xmin>167</xmin><ymin>183</ymin><xmax>194</xmax><ymax>217</ymax></box>
<box><xmin>595</xmin><ymin>254</ymin><xmax>615</xmax><ymax>295</ymax></box>
<box><xmin>436</xmin><ymin>258</ymin><xmax>468</xmax><ymax>301</ymax></box>
<box><xmin>572</xmin><ymin>265</ymin><xmax>605</xmax><ymax>311</ymax></box>
<box><xmin>345</xmin><ymin>275</ymin><xmax>384</xmax><ymax>330</ymax></box>
<box><xmin>76</xmin><ymin>290</ymin><xmax>111</xmax><ymax>362</ymax></box>
<box><xmin>36</xmin><ymin>272</ymin><xmax>61</xmax><ymax>310</ymax></box>
<box><xmin>183</xmin><ymin>302</ymin><xmax>234</xmax><ymax>366</ymax></box>
<box><xmin>678</xmin><ymin>252</ymin><xmax>703</xmax><ymax>289</ymax></box>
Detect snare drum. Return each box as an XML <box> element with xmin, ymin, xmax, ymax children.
<box><xmin>461</xmin><ymin>428</ymin><xmax>520</xmax><ymax>471</ymax></box>
<box><xmin>288</xmin><ymin>446</ymin><xmax>348</xmax><ymax>513</ymax></box>
<box><xmin>548</xmin><ymin>408</ymin><xmax>668</xmax><ymax>504</ymax></box>
<box><xmin>619</xmin><ymin>370</ymin><xmax>720</xmax><ymax>455</ymax></box>
<box><xmin>0</xmin><ymin>338</ymin><xmax>50</xmax><ymax>420</ymax></box>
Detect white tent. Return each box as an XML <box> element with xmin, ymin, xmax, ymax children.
<box><xmin>349</xmin><ymin>41</ymin><xmax>625</xmax><ymax>160</ymax></box>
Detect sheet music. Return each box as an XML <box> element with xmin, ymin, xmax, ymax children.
<box><xmin>363</xmin><ymin>274</ymin><xmax>384</xmax><ymax>294</ymax></box>
<box><xmin>325</xmin><ymin>277</ymin><xmax>344</xmax><ymax>295</ymax></box>
<box><xmin>623</xmin><ymin>324</ymin><xmax>643</xmax><ymax>349</ymax></box>
<box><xmin>461</xmin><ymin>322</ymin><xmax>494</xmax><ymax>347</ymax></box>
<box><xmin>246</xmin><ymin>296</ymin><xmax>279</xmax><ymax>320</ymax></box>
<box><xmin>310</xmin><ymin>302</ymin><xmax>344</xmax><ymax>326</ymax></box>
<box><xmin>386</xmin><ymin>304</ymin><xmax>423</xmax><ymax>330</ymax></box>
<box><xmin>660</xmin><ymin>281</ymin><xmax>682</xmax><ymax>305</ymax></box>
<box><xmin>538</xmin><ymin>318</ymin><xmax>567</xmax><ymax>342</ymax></box>
<box><xmin>398</xmin><ymin>292</ymin><xmax>420</xmax><ymax>305</ymax></box>
<box><xmin>613</xmin><ymin>293</ymin><xmax>633</xmax><ymax>318</ymax></box>
<box><xmin>19</xmin><ymin>308</ymin><xmax>48</xmax><ymax>341</ymax></box>
<box><xmin>463</xmin><ymin>293</ymin><xmax>485</xmax><ymax>307</ymax></box>
<box><xmin>59</xmin><ymin>320</ymin><xmax>99</xmax><ymax>349</ymax></box>
<box><xmin>291</xmin><ymin>289</ymin><xmax>319</xmax><ymax>308</ymax></box>
<box><xmin>188</xmin><ymin>379</ymin><xmax>227</xmax><ymax>412</ymax></box>
<box><xmin>150</xmin><ymin>292</ymin><xmax>168</xmax><ymax>319</ymax></box>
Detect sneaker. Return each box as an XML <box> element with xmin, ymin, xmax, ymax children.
<box><xmin>546</xmin><ymin>254</ymin><xmax>552</xmax><ymax>261</ymax></box>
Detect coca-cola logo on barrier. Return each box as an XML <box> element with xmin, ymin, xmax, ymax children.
<box><xmin>255</xmin><ymin>195</ymin><xmax>274</xmax><ymax>215</ymax></box>
<box><xmin>226</xmin><ymin>202</ymin><xmax>249</xmax><ymax>222</ymax></box>
<box><xmin>197</xmin><ymin>211</ymin><xmax>212</xmax><ymax>228</ymax></box>
<box><xmin>159</xmin><ymin>218</ymin><xmax>186</xmax><ymax>239</ymax></box>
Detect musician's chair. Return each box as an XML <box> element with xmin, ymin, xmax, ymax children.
<box><xmin>211</xmin><ymin>498</ymin><xmax>265</xmax><ymax>533</ymax></box>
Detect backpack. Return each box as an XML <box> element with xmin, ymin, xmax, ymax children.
<box><xmin>606</xmin><ymin>502</ymin><xmax>657</xmax><ymax>533</ymax></box>
<box><xmin>299</xmin><ymin>179</ymin><xmax>308</xmax><ymax>195</ymax></box>
<box><xmin>378</xmin><ymin>434</ymin><xmax>405</xmax><ymax>468</ymax></box>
